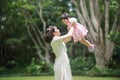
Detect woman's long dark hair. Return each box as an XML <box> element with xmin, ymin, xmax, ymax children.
<box><xmin>44</xmin><ymin>26</ymin><xmax>55</xmax><ymax>43</ymax></box>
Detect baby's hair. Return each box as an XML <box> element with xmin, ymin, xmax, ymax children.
<box><xmin>44</xmin><ymin>26</ymin><xmax>55</xmax><ymax>43</ymax></box>
<box><xmin>61</xmin><ymin>12</ymin><xmax>70</xmax><ymax>19</ymax></box>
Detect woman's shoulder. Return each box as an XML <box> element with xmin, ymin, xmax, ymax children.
<box><xmin>52</xmin><ymin>36</ymin><xmax>58</xmax><ymax>40</ymax></box>
<box><xmin>51</xmin><ymin>36</ymin><xmax>62</xmax><ymax>43</ymax></box>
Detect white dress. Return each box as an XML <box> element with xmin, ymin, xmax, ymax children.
<box><xmin>51</xmin><ymin>36</ymin><xmax>72</xmax><ymax>80</ymax></box>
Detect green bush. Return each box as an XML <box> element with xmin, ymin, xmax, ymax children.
<box><xmin>85</xmin><ymin>66</ymin><xmax>120</xmax><ymax>77</ymax></box>
<box><xmin>26</xmin><ymin>58</ymin><xmax>53</xmax><ymax>74</ymax></box>
<box><xmin>108</xmin><ymin>31</ymin><xmax>120</xmax><ymax>69</ymax></box>
<box><xmin>0</xmin><ymin>67</ymin><xmax>5</xmax><ymax>72</ymax></box>
<box><xmin>70</xmin><ymin>56</ymin><xmax>95</xmax><ymax>74</ymax></box>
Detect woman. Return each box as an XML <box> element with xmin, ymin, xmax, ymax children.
<box><xmin>44</xmin><ymin>26</ymin><xmax>74</xmax><ymax>80</ymax></box>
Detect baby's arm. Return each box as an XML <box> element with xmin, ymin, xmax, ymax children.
<box><xmin>71</xmin><ymin>22</ymin><xmax>76</xmax><ymax>27</ymax></box>
<box><xmin>67</xmin><ymin>22</ymin><xmax>76</xmax><ymax>31</ymax></box>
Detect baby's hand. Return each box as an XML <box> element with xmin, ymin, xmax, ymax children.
<box><xmin>71</xmin><ymin>22</ymin><xmax>76</xmax><ymax>27</ymax></box>
<box><xmin>69</xmin><ymin>17</ymin><xmax>77</xmax><ymax>27</ymax></box>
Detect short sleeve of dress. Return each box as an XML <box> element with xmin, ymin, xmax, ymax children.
<box><xmin>51</xmin><ymin>34</ymin><xmax>71</xmax><ymax>45</ymax></box>
<box><xmin>52</xmin><ymin>36</ymin><xmax>62</xmax><ymax>44</ymax></box>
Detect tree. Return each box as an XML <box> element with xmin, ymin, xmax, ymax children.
<box><xmin>0</xmin><ymin>0</ymin><xmax>33</xmax><ymax>69</ymax></box>
<box><xmin>21</xmin><ymin>0</ymin><xmax>69</xmax><ymax>65</ymax></box>
<box><xmin>71</xmin><ymin>0</ymin><xmax>120</xmax><ymax>70</ymax></box>
<box><xmin>20</xmin><ymin>0</ymin><xmax>50</xmax><ymax>65</ymax></box>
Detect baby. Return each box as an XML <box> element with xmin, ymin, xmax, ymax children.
<box><xmin>61</xmin><ymin>13</ymin><xmax>94</xmax><ymax>52</ymax></box>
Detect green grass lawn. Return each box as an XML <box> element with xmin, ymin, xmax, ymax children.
<box><xmin>0</xmin><ymin>76</ymin><xmax>119</xmax><ymax>80</ymax></box>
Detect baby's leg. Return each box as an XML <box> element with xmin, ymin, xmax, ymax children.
<box><xmin>79</xmin><ymin>38</ymin><xmax>92</xmax><ymax>47</ymax></box>
<box><xmin>79</xmin><ymin>38</ymin><xmax>94</xmax><ymax>52</ymax></box>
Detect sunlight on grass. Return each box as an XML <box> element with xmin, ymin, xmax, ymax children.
<box><xmin>0</xmin><ymin>76</ymin><xmax>119</xmax><ymax>80</ymax></box>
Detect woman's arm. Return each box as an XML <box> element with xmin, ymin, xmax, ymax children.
<box><xmin>53</xmin><ymin>27</ymin><xmax>74</xmax><ymax>43</ymax></box>
<box><xmin>61</xmin><ymin>27</ymin><xmax>74</xmax><ymax>43</ymax></box>
<box><xmin>62</xmin><ymin>36</ymin><xmax>71</xmax><ymax>43</ymax></box>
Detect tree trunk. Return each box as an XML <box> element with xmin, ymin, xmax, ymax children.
<box><xmin>22</xmin><ymin>0</ymin><xmax>51</xmax><ymax>65</ymax></box>
<box><xmin>71</xmin><ymin>0</ymin><xmax>117</xmax><ymax>70</ymax></box>
<box><xmin>95</xmin><ymin>41</ymin><xmax>114</xmax><ymax>70</ymax></box>
<box><xmin>95</xmin><ymin>45</ymin><xmax>106</xmax><ymax>69</ymax></box>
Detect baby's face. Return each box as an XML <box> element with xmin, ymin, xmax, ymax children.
<box><xmin>62</xmin><ymin>19</ymin><xmax>68</xmax><ymax>25</ymax></box>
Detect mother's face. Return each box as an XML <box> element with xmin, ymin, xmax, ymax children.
<box><xmin>53</xmin><ymin>27</ymin><xmax>61</xmax><ymax>36</ymax></box>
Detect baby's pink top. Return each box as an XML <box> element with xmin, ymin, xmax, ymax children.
<box><xmin>67</xmin><ymin>22</ymin><xmax>88</xmax><ymax>42</ymax></box>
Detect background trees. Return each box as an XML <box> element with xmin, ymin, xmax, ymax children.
<box><xmin>0</xmin><ymin>0</ymin><xmax>120</xmax><ymax>75</ymax></box>
<box><xmin>71</xmin><ymin>0</ymin><xmax>120</xmax><ymax>70</ymax></box>
<box><xmin>0</xmin><ymin>0</ymin><xmax>33</xmax><ymax>71</ymax></box>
